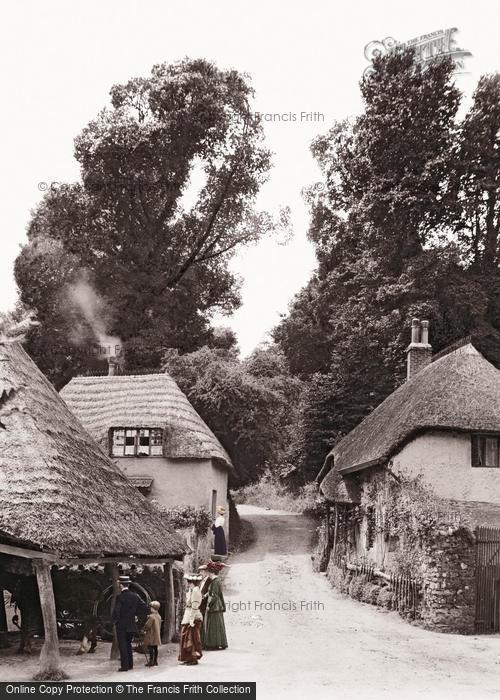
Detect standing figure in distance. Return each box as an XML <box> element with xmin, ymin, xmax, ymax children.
<box><xmin>178</xmin><ymin>574</ymin><xmax>204</xmax><ymax>666</ymax></box>
<box><xmin>212</xmin><ymin>506</ymin><xmax>227</xmax><ymax>559</ymax></box>
<box><xmin>142</xmin><ymin>600</ymin><xmax>162</xmax><ymax>667</ymax></box>
<box><xmin>111</xmin><ymin>575</ymin><xmax>149</xmax><ymax>672</ymax></box>
<box><xmin>200</xmin><ymin>560</ymin><xmax>228</xmax><ymax>650</ymax></box>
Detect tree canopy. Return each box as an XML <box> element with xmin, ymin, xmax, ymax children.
<box><xmin>274</xmin><ymin>49</ymin><xmax>500</xmax><ymax>482</ymax></box>
<box><xmin>162</xmin><ymin>344</ymin><xmax>301</xmax><ymax>486</ymax></box>
<box><xmin>15</xmin><ymin>58</ymin><xmax>280</xmax><ymax>387</ymax></box>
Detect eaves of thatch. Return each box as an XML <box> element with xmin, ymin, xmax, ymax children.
<box><xmin>60</xmin><ymin>373</ymin><xmax>232</xmax><ymax>470</ymax></box>
<box><xmin>0</xmin><ymin>342</ymin><xmax>187</xmax><ymax>560</ymax></box>
<box><xmin>320</xmin><ymin>344</ymin><xmax>500</xmax><ymax>499</ymax></box>
<box><xmin>319</xmin><ymin>465</ymin><xmax>361</xmax><ymax>505</ymax></box>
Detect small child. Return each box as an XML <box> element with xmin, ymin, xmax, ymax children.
<box><xmin>143</xmin><ymin>601</ymin><xmax>162</xmax><ymax>667</ymax></box>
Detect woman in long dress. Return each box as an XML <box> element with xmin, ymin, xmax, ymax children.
<box><xmin>199</xmin><ymin>560</ymin><xmax>228</xmax><ymax>650</ymax></box>
<box><xmin>178</xmin><ymin>574</ymin><xmax>204</xmax><ymax>665</ymax></box>
<box><xmin>212</xmin><ymin>506</ymin><xmax>227</xmax><ymax>558</ymax></box>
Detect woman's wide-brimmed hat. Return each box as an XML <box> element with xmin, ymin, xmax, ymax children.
<box><xmin>202</xmin><ymin>560</ymin><xmax>230</xmax><ymax>574</ymax></box>
<box><xmin>150</xmin><ymin>600</ymin><xmax>161</xmax><ymax>610</ymax></box>
<box><xmin>184</xmin><ymin>573</ymin><xmax>203</xmax><ymax>582</ymax></box>
<box><xmin>217</xmin><ymin>506</ymin><xmax>226</xmax><ymax>515</ymax></box>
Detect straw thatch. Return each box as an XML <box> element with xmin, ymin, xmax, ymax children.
<box><xmin>323</xmin><ymin>470</ymin><xmax>361</xmax><ymax>505</ymax></box>
<box><xmin>320</xmin><ymin>343</ymin><xmax>500</xmax><ymax>499</ymax></box>
<box><xmin>60</xmin><ymin>374</ymin><xmax>232</xmax><ymax>469</ymax></box>
<box><xmin>0</xmin><ymin>341</ymin><xmax>187</xmax><ymax>559</ymax></box>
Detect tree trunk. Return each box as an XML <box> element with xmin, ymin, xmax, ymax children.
<box><xmin>105</xmin><ymin>563</ymin><xmax>121</xmax><ymax>660</ymax></box>
<box><xmin>483</xmin><ymin>191</ymin><xmax>498</xmax><ymax>272</ymax></box>
<box><xmin>33</xmin><ymin>561</ymin><xmax>67</xmax><ymax>680</ymax></box>
<box><xmin>162</xmin><ymin>561</ymin><xmax>175</xmax><ymax>643</ymax></box>
<box><xmin>332</xmin><ymin>505</ymin><xmax>339</xmax><ymax>564</ymax></box>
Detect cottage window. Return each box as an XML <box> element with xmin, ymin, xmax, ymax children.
<box><xmin>472</xmin><ymin>435</ymin><xmax>500</xmax><ymax>468</ymax></box>
<box><xmin>111</xmin><ymin>428</ymin><xmax>163</xmax><ymax>457</ymax></box>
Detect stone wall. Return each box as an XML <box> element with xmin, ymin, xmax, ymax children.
<box><xmin>320</xmin><ymin>513</ymin><xmax>478</xmax><ymax>634</ymax></box>
<box><xmin>420</xmin><ymin>526</ymin><xmax>476</xmax><ymax>634</ymax></box>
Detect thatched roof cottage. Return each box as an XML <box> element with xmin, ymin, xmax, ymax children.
<box><xmin>60</xmin><ymin>372</ymin><xmax>233</xmax><ymax>525</ymax></box>
<box><xmin>319</xmin><ymin>324</ymin><xmax>500</xmax><ymax>505</ymax></box>
<box><xmin>316</xmin><ymin>320</ymin><xmax>500</xmax><ymax>634</ymax></box>
<box><xmin>0</xmin><ymin>341</ymin><xmax>187</xmax><ymax>677</ymax></box>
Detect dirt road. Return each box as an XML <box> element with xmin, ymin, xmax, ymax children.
<box><xmin>3</xmin><ymin>505</ymin><xmax>500</xmax><ymax>698</ymax></box>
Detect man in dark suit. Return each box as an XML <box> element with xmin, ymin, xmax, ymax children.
<box><xmin>111</xmin><ymin>575</ymin><xmax>149</xmax><ymax>671</ymax></box>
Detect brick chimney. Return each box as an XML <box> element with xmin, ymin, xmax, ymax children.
<box><xmin>406</xmin><ymin>319</ymin><xmax>432</xmax><ymax>380</ymax></box>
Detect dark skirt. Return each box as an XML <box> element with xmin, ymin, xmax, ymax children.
<box><xmin>213</xmin><ymin>525</ymin><xmax>227</xmax><ymax>556</ymax></box>
<box><xmin>202</xmin><ymin>612</ymin><xmax>228</xmax><ymax>650</ymax></box>
<box><xmin>178</xmin><ymin>620</ymin><xmax>203</xmax><ymax>663</ymax></box>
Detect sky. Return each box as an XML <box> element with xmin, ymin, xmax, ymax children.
<box><xmin>0</xmin><ymin>0</ymin><xmax>498</xmax><ymax>355</ymax></box>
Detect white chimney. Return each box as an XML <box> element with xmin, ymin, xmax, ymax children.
<box><xmin>108</xmin><ymin>357</ymin><xmax>118</xmax><ymax>376</ymax></box>
<box><xmin>406</xmin><ymin>319</ymin><xmax>432</xmax><ymax>380</ymax></box>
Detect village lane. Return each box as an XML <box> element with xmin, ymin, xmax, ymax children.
<box><xmin>4</xmin><ymin>505</ymin><xmax>500</xmax><ymax>698</ymax></box>
<box><xmin>154</xmin><ymin>504</ymin><xmax>500</xmax><ymax>700</ymax></box>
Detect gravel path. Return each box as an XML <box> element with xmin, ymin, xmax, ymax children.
<box><xmin>2</xmin><ymin>504</ymin><xmax>500</xmax><ymax>699</ymax></box>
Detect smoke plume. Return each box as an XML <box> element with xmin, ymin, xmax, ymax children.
<box><xmin>66</xmin><ymin>274</ymin><xmax>122</xmax><ymax>359</ymax></box>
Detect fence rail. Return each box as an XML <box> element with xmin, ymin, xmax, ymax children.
<box><xmin>336</xmin><ymin>558</ymin><xmax>421</xmax><ymax>614</ymax></box>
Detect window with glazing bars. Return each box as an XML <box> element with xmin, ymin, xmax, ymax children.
<box><xmin>111</xmin><ymin>428</ymin><xmax>163</xmax><ymax>457</ymax></box>
<box><xmin>472</xmin><ymin>435</ymin><xmax>500</xmax><ymax>467</ymax></box>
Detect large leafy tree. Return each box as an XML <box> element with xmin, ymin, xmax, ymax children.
<box><xmin>275</xmin><ymin>49</ymin><xmax>500</xmax><ymax>482</ymax></box>
<box><xmin>15</xmin><ymin>58</ymin><xmax>276</xmax><ymax>387</ymax></box>
<box><xmin>163</xmin><ymin>344</ymin><xmax>301</xmax><ymax>485</ymax></box>
<box><xmin>450</xmin><ymin>74</ymin><xmax>500</xmax><ymax>272</ymax></box>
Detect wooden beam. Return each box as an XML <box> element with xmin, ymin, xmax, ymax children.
<box><xmin>162</xmin><ymin>561</ymin><xmax>175</xmax><ymax>643</ymax></box>
<box><xmin>0</xmin><ymin>543</ymin><xmax>55</xmax><ymax>561</ymax></box>
<box><xmin>63</xmin><ymin>556</ymin><xmax>178</xmax><ymax>566</ymax></box>
<box><xmin>32</xmin><ymin>561</ymin><xmax>67</xmax><ymax>680</ymax></box>
<box><xmin>105</xmin><ymin>563</ymin><xmax>121</xmax><ymax>661</ymax></box>
<box><xmin>0</xmin><ymin>542</ymin><xmax>180</xmax><ymax>567</ymax></box>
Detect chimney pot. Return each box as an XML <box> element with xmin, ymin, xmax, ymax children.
<box><xmin>421</xmin><ymin>320</ymin><xmax>429</xmax><ymax>345</ymax></box>
<box><xmin>411</xmin><ymin>318</ymin><xmax>420</xmax><ymax>344</ymax></box>
<box><xmin>407</xmin><ymin>319</ymin><xmax>432</xmax><ymax>380</ymax></box>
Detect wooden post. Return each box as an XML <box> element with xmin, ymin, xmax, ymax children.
<box><xmin>33</xmin><ymin>561</ymin><xmax>67</xmax><ymax>680</ymax></box>
<box><xmin>162</xmin><ymin>560</ymin><xmax>175</xmax><ymax>643</ymax></box>
<box><xmin>332</xmin><ymin>505</ymin><xmax>339</xmax><ymax>564</ymax></box>
<box><xmin>0</xmin><ymin>588</ymin><xmax>9</xmax><ymax>648</ymax></box>
<box><xmin>105</xmin><ymin>563</ymin><xmax>121</xmax><ymax>660</ymax></box>
<box><xmin>325</xmin><ymin>507</ymin><xmax>331</xmax><ymax>549</ymax></box>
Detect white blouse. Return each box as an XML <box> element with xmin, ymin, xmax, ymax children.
<box><xmin>181</xmin><ymin>585</ymin><xmax>203</xmax><ymax>626</ymax></box>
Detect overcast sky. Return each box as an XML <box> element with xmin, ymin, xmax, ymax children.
<box><xmin>1</xmin><ymin>1</ymin><xmax>497</xmax><ymax>355</ymax></box>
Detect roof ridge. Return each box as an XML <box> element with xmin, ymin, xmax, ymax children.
<box><xmin>431</xmin><ymin>336</ymin><xmax>473</xmax><ymax>363</ymax></box>
<box><xmin>320</xmin><ymin>340</ymin><xmax>500</xmax><ymax>493</ymax></box>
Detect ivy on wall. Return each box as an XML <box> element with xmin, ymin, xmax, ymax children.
<box><xmin>357</xmin><ymin>469</ymin><xmax>471</xmax><ymax>576</ymax></box>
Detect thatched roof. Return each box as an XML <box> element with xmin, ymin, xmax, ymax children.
<box><xmin>322</xmin><ymin>469</ymin><xmax>361</xmax><ymax>505</ymax></box>
<box><xmin>0</xmin><ymin>342</ymin><xmax>187</xmax><ymax>559</ymax></box>
<box><xmin>320</xmin><ymin>343</ymin><xmax>500</xmax><ymax>498</ymax></box>
<box><xmin>60</xmin><ymin>373</ymin><xmax>232</xmax><ymax>469</ymax></box>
